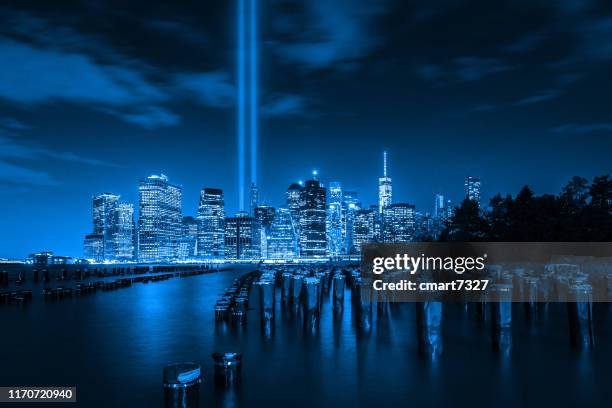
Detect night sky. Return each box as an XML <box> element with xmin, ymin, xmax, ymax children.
<box><xmin>1</xmin><ymin>0</ymin><xmax>611</xmax><ymax>259</ymax></box>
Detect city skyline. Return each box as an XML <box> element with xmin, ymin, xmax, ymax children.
<box><xmin>79</xmin><ymin>154</ymin><xmax>465</xmax><ymax>263</ymax></box>
<box><xmin>1</xmin><ymin>1</ymin><xmax>611</xmax><ymax>258</ymax></box>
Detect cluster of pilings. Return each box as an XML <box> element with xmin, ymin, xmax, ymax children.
<box><xmin>214</xmin><ymin>272</ymin><xmax>258</xmax><ymax>324</ymax></box>
<box><xmin>461</xmin><ymin>262</ymin><xmax>606</xmax><ymax>352</ymax></box>
<box><xmin>216</xmin><ymin>261</ymin><xmax>609</xmax><ymax>357</ymax></box>
<box><xmin>1</xmin><ymin>269</ymin><xmax>212</xmax><ymax>306</ymax></box>
<box><xmin>0</xmin><ymin>289</ymin><xmax>32</xmax><ymax>306</ymax></box>
<box><xmin>220</xmin><ymin>265</ymin><xmax>359</xmax><ymax>338</ymax></box>
<box><xmin>1</xmin><ymin>264</ymin><xmax>216</xmax><ymax>287</ymax></box>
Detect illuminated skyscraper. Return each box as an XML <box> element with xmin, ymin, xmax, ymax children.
<box><xmin>446</xmin><ymin>199</ymin><xmax>454</xmax><ymax>220</ymax></box>
<box><xmin>254</xmin><ymin>205</ymin><xmax>275</xmax><ymax>233</ymax></box>
<box><xmin>224</xmin><ymin>212</ymin><xmax>261</xmax><ymax>260</ymax></box>
<box><xmin>92</xmin><ymin>193</ymin><xmax>119</xmax><ymax>259</ymax></box>
<box><xmin>378</xmin><ymin>151</ymin><xmax>392</xmax><ymax>214</ymax></box>
<box><xmin>254</xmin><ymin>205</ymin><xmax>275</xmax><ymax>259</ymax></box>
<box><xmin>108</xmin><ymin>203</ymin><xmax>135</xmax><ymax>261</ymax></box>
<box><xmin>138</xmin><ymin>174</ymin><xmax>182</xmax><ymax>262</ymax></box>
<box><xmin>299</xmin><ymin>177</ymin><xmax>327</xmax><ymax>258</ymax></box>
<box><xmin>268</xmin><ymin>207</ymin><xmax>297</xmax><ymax>259</ymax></box>
<box><xmin>383</xmin><ymin>203</ymin><xmax>416</xmax><ymax>243</ymax></box>
<box><xmin>465</xmin><ymin>176</ymin><xmax>481</xmax><ymax>205</ymax></box>
<box><xmin>327</xmin><ymin>181</ymin><xmax>343</xmax><ymax>258</ymax></box>
<box><xmin>434</xmin><ymin>193</ymin><xmax>445</xmax><ymax>219</ymax></box>
<box><xmin>83</xmin><ymin>234</ymin><xmax>104</xmax><ymax>261</ymax></box>
<box><xmin>178</xmin><ymin>216</ymin><xmax>198</xmax><ymax>260</ymax></box>
<box><xmin>352</xmin><ymin>209</ymin><xmax>375</xmax><ymax>254</ymax></box>
<box><xmin>342</xmin><ymin>191</ymin><xmax>360</xmax><ymax>254</ymax></box>
<box><xmin>197</xmin><ymin>188</ymin><xmax>225</xmax><ymax>259</ymax></box>
<box><xmin>286</xmin><ymin>182</ymin><xmax>303</xmax><ymax>251</ymax></box>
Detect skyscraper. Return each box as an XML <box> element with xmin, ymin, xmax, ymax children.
<box><xmin>178</xmin><ymin>216</ymin><xmax>198</xmax><ymax>260</ymax></box>
<box><xmin>378</xmin><ymin>151</ymin><xmax>392</xmax><ymax>214</ymax></box>
<box><xmin>138</xmin><ymin>174</ymin><xmax>182</xmax><ymax>262</ymax></box>
<box><xmin>353</xmin><ymin>209</ymin><xmax>375</xmax><ymax>254</ymax></box>
<box><xmin>286</xmin><ymin>182</ymin><xmax>303</xmax><ymax>251</ymax></box>
<box><xmin>197</xmin><ymin>188</ymin><xmax>225</xmax><ymax>259</ymax></box>
<box><xmin>224</xmin><ymin>212</ymin><xmax>261</xmax><ymax>260</ymax></box>
<box><xmin>465</xmin><ymin>176</ymin><xmax>481</xmax><ymax>205</ymax></box>
<box><xmin>342</xmin><ymin>191</ymin><xmax>360</xmax><ymax>255</ymax></box>
<box><xmin>327</xmin><ymin>181</ymin><xmax>343</xmax><ymax>258</ymax></box>
<box><xmin>383</xmin><ymin>203</ymin><xmax>416</xmax><ymax>243</ymax></box>
<box><xmin>299</xmin><ymin>177</ymin><xmax>327</xmax><ymax>258</ymax></box>
<box><xmin>434</xmin><ymin>193</ymin><xmax>445</xmax><ymax>219</ymax></box>
<box><xmin>83</xmin><ymin>234</ymin><xmax>104</xmax><ymax>261</ymax></box>
<box><xmin>108</xmin><ymin>203</ymin><xmax>135</xmax><ymax>261</ymax></box>
<box><xmin>92</xmin><ymin>193</ymin><xmax>119</xmax><ymax>259</ymax></box>
<box><xmin>254</xmin><ymin>205</ymin><xmax>275</xmax><ymax>233</ymax></box>
<box><xmin>254</xmin><ymin>205</ymin><xmax>275</xmax><ymax>259</ymax></box>
<box><xmin>267</xmin><ymin>207</ymin><xmax>297</xmax><ymax>260</ymax></box>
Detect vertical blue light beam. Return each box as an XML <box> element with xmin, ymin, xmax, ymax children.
<box><xmin>237</xmin><ymin>0</ymin><xmax>246</xmax><ymax>210</ymax></box>
<box><xmin>249</xmin><ymin>0</ymin><xmax>258</xmax><ymax>186</ymax></box>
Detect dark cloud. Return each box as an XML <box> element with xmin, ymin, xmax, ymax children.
<box><xmin>271</xmin><ymin>0</ymin><xmax>389</xmax><ymax>70</ymax></box>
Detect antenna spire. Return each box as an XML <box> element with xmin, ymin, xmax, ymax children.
<box><xmin>383</xmin><ymin>151</ymin><xmax>388</xmax><ymax>178</ymax></box>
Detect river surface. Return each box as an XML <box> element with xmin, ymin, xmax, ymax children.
<box><xmin>1</xmin><ymin>265</ymin><xmax>611</xmax><ymax>407</ymax></box>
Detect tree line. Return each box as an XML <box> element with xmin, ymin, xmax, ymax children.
<box><xmin>440</xmin><ymin>175</ymin><xmax>612</xmax><ymax>242</ymax></box>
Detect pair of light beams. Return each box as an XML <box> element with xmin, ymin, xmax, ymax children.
<box><xmin>237</xmin><ymin>0</ymin><xmax>258</xmax><ymax>210</ymax></box>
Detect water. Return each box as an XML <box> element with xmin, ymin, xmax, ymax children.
<box><xmin>1</xmin><ymin>266</ymin><xmax>611</xmax><ymax>407</ymax></box>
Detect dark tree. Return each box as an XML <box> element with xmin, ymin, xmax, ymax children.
<box><xmin>440</xmin><ymin>198</ymin><xmax>488</xmax><ymax>241</ymax></box>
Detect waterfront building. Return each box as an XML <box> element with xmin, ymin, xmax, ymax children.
<box><xmin>327</xmin><ymin>181</ymin><xmax>343</xmax><ymax>258</ymax></box>
<box><xmin>383</xmin><ymin>203</ymin><xmax>416</xmax><ymax>243</ymax></box>
<box><xmin>138</xmin><ymin>174</ymin><xmax>182</xmax><ymax>262</ymax></box>
<box><xmin>197</xmin><ymin>188</ymin><xmax>225</xmax><ymax>259</ymax></box>
<box><xmin>83</xmin><ymin>234</ymin><xmax>104</xmax><ymax>262</ymax></box>
<box><xmin>267</xmin><ymin>207</ymin><xmax>297</xmax><ymax>260</ymax></box>
<box><xmin>108</xmin><ymin>203</ymin><xmax>136</xmax><ymax>261</ymax></box>
<box><xmin>299</xmin><ymin>177</ymin><xmax>327</xmax><ymax>258</ymax></box>
<box><xmin>92</xmin><ymin>193</ymin><xmax>119</xmax><ymax>259</ymax></box>
<box><xmin>254</xmin><ymin>205</ymin><xmax>275</xmax><ymax>259</ymax></box>
<box><xmin>286</xmin><ymin>182</ymin><xmax>303</xmax><ymax>252</ymax></box>
<box><xmin>254</xmin><ymin>205</ymin><xmax>276</xmax><ymax>233</ymax></box>
<box><xmin>352</xmin><ymin>209</ymin><xmax>376</xmax><ymax>254</ymax></box>
<box><xmin>177</xmin><ymin>216</ymin><xmax>198</xmax><ymax>260</ymax></box>
<box><xmin>224</xmin><ymin>212</ymin><xmax>261</xmax><ymax>260</ymax></box>
<box><xmin>342</xmin><ymin>191</ymin><xmax>360</xmax><ymax>255</ymax></box>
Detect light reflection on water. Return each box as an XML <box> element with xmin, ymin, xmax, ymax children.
<box><xmin>1</xmin><ymin>266</ymin><xmax>610</xmax><ymax>407</ymax></box>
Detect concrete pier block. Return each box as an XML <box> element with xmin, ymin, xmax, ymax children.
<box><xmin>292</xmin><ymin>275</ymin><xmax>303</xmax><ymax>306</ymax></box>
<box><xmin>212</xmin><ymin>352</ymin><xmax>242</xmax><ymax>388</ymax></box>
<box><xmin>491</xmin><ymin>283</ymin><xmax>513</xmax><ymax>353</ymax></box>
<box><xmin>416</xmin><ymin>301</ymin><xmax>443</xmax><ymax>359</ymax></box>
<box><xmin>567</xmin><ymin>283</ymin><xmax>594</xmax><ymax>350</ymax></box>
<box><xmin>332</xmin><ymin>273</ymin><xmax>345</xmax><ymax>312</ymax></box>
<box><xmin>163</xmin><ymin>362</ymin><xmax>201</xmax><ymax>408</ymax></box>
<box><xmin>281</xmin><ymin>273</ymin><xmax>292</xmax><ymax>305</ymax></box>
<box><xmin>303</xmin><ymin>277</ymin><xmax>320</xmax><ymax>335</ymax></box>
<box><xmin>524</xmin><ymin>277</ymin><xmax>539</xmax><ymax>321</ymax></box>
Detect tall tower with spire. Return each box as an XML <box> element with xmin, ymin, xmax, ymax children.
<box><xmin>378</xmin><ymin>151</ymin><xmax>392</xmax><ymax>214</ymax></box>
